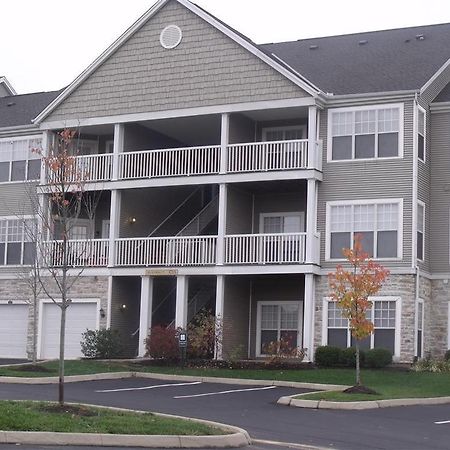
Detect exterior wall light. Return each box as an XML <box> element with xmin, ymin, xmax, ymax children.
<box><xmin>99</xmin><ymin>308</ymin><xmax>106</xmax><ymax>318</ymax></box>
<box><xmin>119</xmin><ymin>304</ymin><xmax>127</xmax><ymax>312</ymax></box>
<box><xmin>128</xmin><ymin>217</ymin><xmax>137</xmax><ymax>224</ymax></box>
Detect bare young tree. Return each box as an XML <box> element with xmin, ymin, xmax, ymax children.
<box><xmin>30</xmin><ymin>129</ymin><xmax>102</xmax><ymax>405</ymax></box>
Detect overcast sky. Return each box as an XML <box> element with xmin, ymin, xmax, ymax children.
<box><xmin>2</xmin><ymin>0</ymin><xmax>450</xmax><ymax>94</ymax></box>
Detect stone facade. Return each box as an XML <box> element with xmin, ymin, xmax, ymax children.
<box><xmin>0</xmin><ymin>275</ymin><xmax>109</xmax><ymax>360</ymax></box>
<box><xmin>428</xmin><ymin>279</ymin><xmax>450</xmax><ymax>358</ymax></box>
<box><xmin>314</xmin><ymin>273</ymin><xmax>419</xmax><ymax>363</ymax></box>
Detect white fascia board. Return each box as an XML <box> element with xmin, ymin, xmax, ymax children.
<box><xmin>430</xmin><ymin>101</ymin><xmax>450</xmax><ymax>112</ymax></box>
<box><xmin>0</xmin><ymin>124</ymin><xmax>41</xmax><ymax>138</ymax></box>
<box><xmin>0</xmin><ymin>77</ymin><xmax>17</xmax><ymax>96</ymax></box>
<box><xmin>39</xmin><ymin>97</ymin><xmax>317</xmax><ymax>130</ymax></box>
<box><xmin>321</xmin><ymin>90</ymin><xmax>417</xmax><ymax>107</ymax></box>
<box><xmin>33</xmin><ymin>0</ymin><xmax>170</xmax><ymax>124</ymax></box>
<box><xmin>420</xmin><ymin>57</ymin><xmax>450</xmax><ymax>95</ymax></box>
<box><xmin>35</xmin><ymin>0</ymin><xmax>320</xmax><ymax>125</ymax></box>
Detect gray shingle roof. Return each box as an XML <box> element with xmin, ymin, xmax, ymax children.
<box><xmin>260</xmin><ymin>23</ymin><xmax>450</xmax><ymax>95</ymax></box>
<box><xmin>0</xmin><ymin>90</ymin><xmax>60</xmax><ymax>129</ymax></box>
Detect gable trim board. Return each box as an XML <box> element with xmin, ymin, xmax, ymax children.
<box><xmin>421</xmin><ymin>57</ymin><xmax>450</xmax><ymax>95</ymax></box>
<box><xmin>0</xmin><ymin>77</ymin><xmax>16</xmax><ymax>96</ymax></box>
<box><xmin>34</xmin><ymin>0</ymin><xmax>320</xmax><ymax>125</ymax></box>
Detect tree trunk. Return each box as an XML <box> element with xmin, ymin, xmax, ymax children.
<box><xmin>59</xmin><ymin>305</ymin><xmax>66</xmax><ymax>405</ymax></box>
<box><xmin>355</xmin><ymin>340</ymin><xmax>361</xmax><ymax>386</ymax></box>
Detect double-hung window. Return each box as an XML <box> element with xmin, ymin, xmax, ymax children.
<box><xmin>417</xmin><ymin>107</ymin><xmax>426</xmax><ymax>162</ymax></box>
<box><xmin>417</xmin><ymin>202</ymin><xmax>425</xmax><ymax>261</ymax></box>
<box><xmin>260</xmin><ymin>212</ymin><xmax>305</xmax><ymax>234</ymax></box>
<box><xmin>0</xmin><ymin>217</ymin><xmax>36</xmax><ymax>265</ymax></box>
<box><xmin>262</xmin><ymin>126</ymin><xmax>306</xmax><ymax>142</ymax></box>
<box><xmin>0</xmin><ymin>137</ymin><xmax>41</xmax><ymax>182</ymax></box>
<box><xmin>327</xmin><ymin>200</ymin><xmax>402</xmax><ymax>259</ymax></box>
<box><xmin>329</xmin><ymin>105</ymin><xmax>402</xmax><ymax>161</ymax></box>
<box><xmin>325</xmin><ymin>297</ymin><xmax>400</xmax><ymax>357</ymax></box>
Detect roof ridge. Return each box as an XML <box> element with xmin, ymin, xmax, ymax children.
<box><xmin>261</xmin><ymin>21</ymin><xmax>450</xmax><ymax>46</ymax></box>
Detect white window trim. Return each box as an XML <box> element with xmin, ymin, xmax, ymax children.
<box><xmin>327</xmin><ymin>103</ymin><xmax>404</xmax><ymax>162</ymax></box>
<box><xmin>0</xmin><ymin>135</ymin><xmax>42</xmax><ymax>183</ymax></box>
<box><xmin>256</xmin><ymin>300</ymin><xmax>303</xmax><ymax>357</ymax></box>
<box><xmin>325</xmin><ymin>198</ymin><xmax>404</xmax><ymax>261</ymax></box>
<box><xmin>322</xmin><ymin>296</ymin><xmax>402</xmax><ymax>360</ymax></box>
<box><xmin>37</xmin><ymin>298</ymin><xmax>101</xmax><ymax>360</ymax></box>
<box><xmin>262</xmin><ymin>125</ymin><xmax>307</xmax><ymax>141</ymax></box>
<box><xmin>259</xmin><ymin>211</ymin><xmax>305</xmax><ymax>234</ymax></box>
<box><xmin>417</xmin><ymin>105</ymin><xmax>426</xmax><ymax>163</ymax></box>
<box><xmin>417</xmin><ymin>200</ymin><xmax>425</xmax><ymax>262</ymax></box>
<box><xmin>0</xmin><ymin>215</ymin><xmax>36</xmax><ymax>267</ymax></box>
<box><xmin>415</xmin><ymin>298</ymin><xmax>424</xmax><ymax>358</ymax></box>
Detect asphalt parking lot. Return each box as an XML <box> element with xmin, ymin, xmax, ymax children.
<box><xmin>0</xmin><ymin>377</ymin><xmax>448</xmax><ymax>450</ymax></box>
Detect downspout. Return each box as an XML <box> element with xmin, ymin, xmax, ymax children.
<box><xmin>248</xmin><ymin>280</ymin><xmax>253</xmax><ymax>359</ymax></box>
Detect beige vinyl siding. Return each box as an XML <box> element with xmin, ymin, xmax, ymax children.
<box><xmin>429</xmin><ymin>111</ymin><xmax>450</xmax><ymax>273</ymax></box>
<box><xmin>226</xmin><ymin>187</ymin><xmax>252</xmax><ymax>234</ymax></box>
<box><xmin>421</xmin><ymin>63</ymin><xmax>450</xmax><ymax>105</ymax></box>
<box><xmin>46</xmin><ymin>0</ymin><xmax>308</xmax><ymax>123</ymax></box>
<box><xmin>0</xmin><ymin>182</ymin><xmax>36</xmax><ymax>216</ymax></box>
<box><xmin>318</xmin><ymin>100</ymin><xmax>414</xmax><ymax>269</ymax></box>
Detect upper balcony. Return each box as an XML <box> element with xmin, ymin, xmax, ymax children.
<box><xmin>42</xmin><ymin>107</ymin><xmax>322</xmax><ymax>188</ymax></box>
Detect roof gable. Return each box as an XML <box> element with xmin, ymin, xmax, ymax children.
<box><xmin>38</xmin><ymin>0</ymin><xmax>317</xmax><ymax>124</ymax></box>
<box><xmin>0</xmin><ymin>77</ymin><xmax>16</xmax><ymax>97</ymax></box>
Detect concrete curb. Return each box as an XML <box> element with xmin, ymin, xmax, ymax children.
<box><xmin>0</xmin><ymin>370</ymin><xmax>348</xmax><ymax>391</ymax></box>
<box><xmin>0</xmin><ymin>402</ymin><xmax>251</xmax><ymax>448</ymax></box>
<box><xmin>278</xmin><ymin>392</ymin><xmax>450</xmax><ymax>410</ymax></box>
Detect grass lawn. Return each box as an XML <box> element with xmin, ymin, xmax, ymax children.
<box><xmin>0</xmin><ymin>361</ymin><xmax>449</xmax><ymax>400</ymax></box>
<box><xmin>0</xmin><ymin>401</ymin><xmax>225</xmax><ymax>435</ymax></box>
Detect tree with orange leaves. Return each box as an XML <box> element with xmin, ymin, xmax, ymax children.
<box><xmin>328</xmin><ymin>234</ymin><xmax>389</xmax><ymax>389</ymax></box>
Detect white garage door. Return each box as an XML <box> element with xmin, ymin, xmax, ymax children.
<box><xmin>40</xmin><ymin>302</ymin><xmax>98</xmax><ymax>359</ymax></box>
<box><xmin>0</xmin><ymin>303</ymin><xmax>29</xmax><ymax>358</ymax></box>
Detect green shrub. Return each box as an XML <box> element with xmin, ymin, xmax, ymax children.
<box><xmin>412</xmin><ymin>357</ymin><xmax>450</xmax><ymax>373</ymax></box>
<box><xmin>445</xmin><ymin>350</ymin><xmax>450</xmax><ymax>361</ymax></box>
<box><xmin>315</xmin><ymin>346</ymin><xmax>342</xmax><ymax>367</ymax></box>
<box><xmin>364</xmin><ymin>348</ymin><xmax>392</xmax><ymax>368</ymax></box>
<box><xmin>145</xmin><ymin>326</ymin><xmax>179</xmax><ymax>361</ymax></box>
<box><xmin>340</xmin><ymin>347</ymin><xmax>366</xmax><ymax>367</ymax></box>
<box><xmin>81</xmin><ymin>329</ymin><xmax>124</xmax><ymax>359</ymax></box>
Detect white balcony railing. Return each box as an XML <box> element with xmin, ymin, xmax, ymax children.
<box><xmin>119</xmin><ymin>145</ymin><xmax>221</xmax><ymax>180</ymax></box>
<box><xmin>46</xmin><ymin>154</ymin><xmax>113</xmax><ymax>184</ymax></box>
<box><xmin>225</xmin><ymin>233</ymin><xmax>307</xmax><ymax>265</ymax></box>
<box><xmin>227</xmin><ymin>139</ymin><xmax>309</xmax><ymax>173</ymax></box>
<box><xmin>115</xmin><ymin>236</ymin><xmax>217</xmax><ymax>267</ymax></box>
<box><xmin>43</xmin><ymin>239</ymin><xmax>109</xmax><ymax>267</ymax></box>
<box><xmin>44</xmin><ymin>140</ymin><xmax>322</xmax><ymax>184</ymax></box>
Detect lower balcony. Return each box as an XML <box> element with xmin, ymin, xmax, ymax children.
<box><xmin>43</xmin><ymin>233</ymin><xmax>315</xmax><ymax>268</ymax></box>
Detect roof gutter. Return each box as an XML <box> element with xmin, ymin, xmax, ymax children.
<box><xmin>320</xmin><ymin>89</ymin><xmax>418</xmax><ymax>106</ymax></box>
<box><xmin>0</xmin><ymin>124</ymin><xmax>40</xmax><ymax>138</ymax></box>
<box><xmin>430</xmin><ymin>101</ymin><xmax>450</xmax><ymax>112</ymax></box>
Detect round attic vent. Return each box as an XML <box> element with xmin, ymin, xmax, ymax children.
<box><xmin>160</xmin><ymin>25</ymin><xmax>183</xmax><ymax>49</ymax></box>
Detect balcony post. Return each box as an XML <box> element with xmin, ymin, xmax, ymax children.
<box><xmin>175</xmin><ymin>275</ymin><xmax>189</xmax><ymax>329</ymax></box>
<box><xmin>108</xmin><ymin>190</ymin><xmax>121</xmax><ymax>267</ymax></box>
<box><xmin>220</xmin><ymin>113</ymin><xmax>229</xmax><ymax>174</ymax></box>
<box><xmin>303</xmin><ymin>274</ymin><xmax>315</xmax><ymax>362</ymax></box>
<box><xmin>112</xmin><ymin>123</ymin><xmax>124</xmax><ymax>181</ymax></box>
<box><xmin>306</xmin><ymin>179</ymin><xmax>317</xmax><ymax>264</ymax></box>
<box><xmin>217</xmin><ymin>184</ymin><xmax>228</xmax><ymax>265</ymax></box>
<box><xmin>40</xmin><ymin>130</ymin><xmax>52</xmax><ymax>185</ymax></box>
<box><xmin>215</xmin><ymin>275</ymin><xmax>225</xmax><ymax>359</ymax></box>
<box><xmin>308</xmin><ymin>106</ymin><xmax>317</xmax><ymax>169</ymax></box>
<box><xmin>138</xmin><ymin>276</ymin><xmax>154</xmax><ymax>357</ymax></box>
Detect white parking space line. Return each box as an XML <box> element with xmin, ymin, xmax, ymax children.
<box><xmin>173</xmin><ymin>385</ymin><xmax>277</xmax><ymax>399</ymax></box>
<box><xmin>96</xmin><ymin>381</ymin><xmax>202</xmax><ymax>393</ymax></box>
<box><xmin>434</xmin><ymin>420</ymin><xmax>450</xmax><ymax>425</ymax></box>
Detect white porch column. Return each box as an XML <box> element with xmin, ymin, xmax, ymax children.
<box><xmin>39</xmin><ymin>130</ymin><xmax>52</xmax><ymax>185</ymax></box>
<box><xmin>108</xmin><ymin>190</ymin><xmax>121</xmax><ymax>267</ymax></box>
<box><xmin>306</xmin><ymin>179</ymin><xmax>317</xmax><ymax>264</ymax></box>
<box><xmin>308</xmin><ymin>106</ymin><xmax>318</xmax><ymax>169</ymax></box>
<box><xmin>217</xmin><ymin>184</ymin><xmax>228</xmax><ymax>265</ymax></box>
<box><xmin>138</xmin><ymin>276</ymin><xmax>154</xmax><ymax>357</ymax></box>
<box><xmin>215</xmin><ymin>275</ymin><xmax>225</xmax><ymax>359</ymax></box>
<box><xmin>112</xmin><ymin>123</ymin><xmax>124</xmax><ymax>181</ymax></box>
<box><xmin>220</xmin><ymin>113</ymin><xmax>229</xmax><ymax>174</ymax></box>
<box><xmin>175</xmin><ymin>275</ymin><xmax>189</xmax><ymax>329</ymax></box>
<box><xmin>303</xmin><ymin>274</ymin><xmax>315</xmax><ymax>362</ymax></box>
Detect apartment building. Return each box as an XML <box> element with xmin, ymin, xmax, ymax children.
<box><xmin>1</xmin><ymin>0</ymin><xmax>450</xmax><ymax>362</ymax></box>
